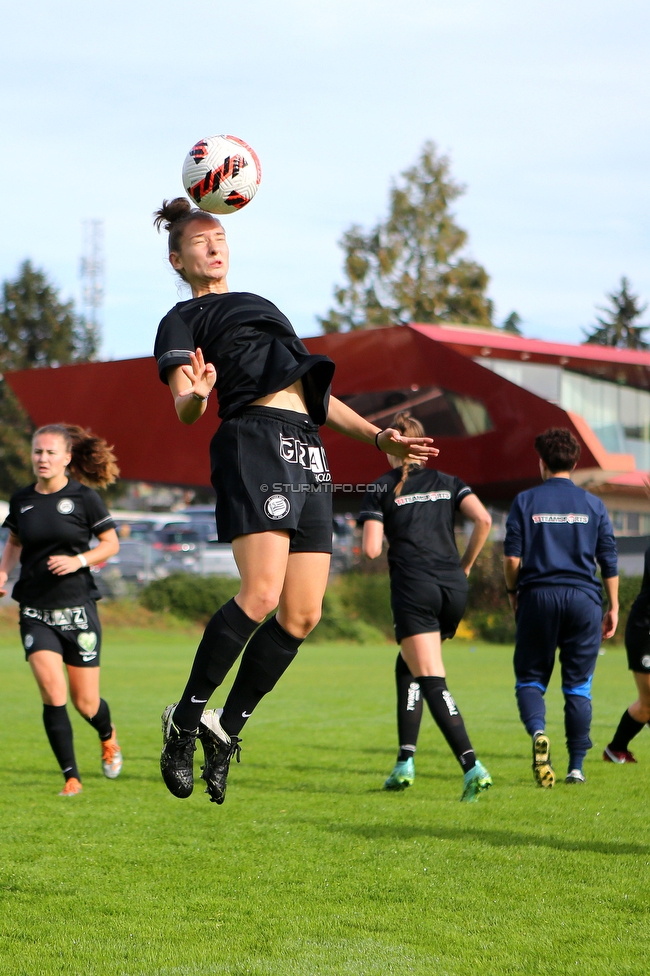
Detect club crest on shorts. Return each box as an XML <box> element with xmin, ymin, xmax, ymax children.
<box><xmin>57</xmin><ymin>499</ymin><xmax>75</xmax><ymax>515</ymax></box>
<box><xmin>642</xmin><ymin>655</ymin><xmax>650</xmax><ymax>669</ymax></box>
<box><xmin>23</xmin><ymin>633</ymin><xmax>34</xmax><ymax>650</ymax></box>
<box><xmin>264</xmin><ymin>494</ymin><xmax>290</xmax><ymax>520</ymax></box>
<box><xmin>77</xmin><ymin>631</ymin><xmax>98</xmax><ymax>661</ymax></box>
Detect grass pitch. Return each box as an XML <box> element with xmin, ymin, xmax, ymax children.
<box><xmin>0</xmin><ymin>625</ymin><xmax>649</xmax><ymax>975</ymax></box>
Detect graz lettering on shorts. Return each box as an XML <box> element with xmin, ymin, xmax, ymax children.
<box><xmin>279</xmin><ymin>435</ymin><xmax>331</xmax><ymax>482</ymax></box>
<box><xmin>531</xmin><ymin>513</ymin><xmax>589</xmax><ymax>524</ymax></box>
<box><xmin>394</xmin><ymin>490</ymin><xmax>452</xmax><ymax>507</ymax></box>
<box><xmin>21</xmin><ymin>605</ymin><xmax>89</xmax><ymax>631</ymax></box>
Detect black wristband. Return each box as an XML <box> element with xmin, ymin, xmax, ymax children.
<box><xmin>375</xmin><ymin>430</ymin><xmax>383</xmax><ymax>450</ymax></box>
<box><xmin>191</xmin><ymin>392</ymin><xmax>208</xmax><ymax>403</ymax></box>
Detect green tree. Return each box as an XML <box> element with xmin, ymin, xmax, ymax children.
<box><xmin>583</xmin><ymin>277</ymin><xmax>649</xmax><ymax>350</ymax></box>
<box><xmin>319</xmin><ymin>142</ymin><xmax>493</xmax><ymax>332</ymax></box>
<box><xmin>0</xmin><ymin>261</ymin><xmax>98</xmax><ymax>497</ymax></box>
<box><xmin>501</xmin><ymin>311</ymin><xmax>523</xmax><ymax>335</ymax></box>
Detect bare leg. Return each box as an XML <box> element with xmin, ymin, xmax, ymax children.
<box><xmin>29</xmin><ymin>650</ymin><xmax>80</xmax><ymax>784</ymax></box>
<box><xmin>399</xmin><ymin>632</ymin><xmax>445</xmax><ymax>678</ymax></box>
<box><xmin>628</xmin><ymin>672</ymin><xmax>650</xmax><ymax>724</ymax></box>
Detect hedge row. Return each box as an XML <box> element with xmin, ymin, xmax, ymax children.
<box><xmin>139</xmin><ymin>551</ymin><xmax>643</xmax><ymax>645</ymax></box>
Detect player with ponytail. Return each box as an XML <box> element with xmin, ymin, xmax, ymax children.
<box><xmin>152</xmin><ymin>199</ymin><xmax>438</xmax><ymax>805</ymax></box>
<box><xmin>0</xmin><ymin>424</ymin><xmax>121</xmax><ymax>795</ymax></box>
<box><xmin>359</xmin><ymin>411</ymin><xmax>493</xmax><ymax>801</ymax></box>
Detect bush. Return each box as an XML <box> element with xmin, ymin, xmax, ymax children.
<box><xmin>333</xmin><ymin>572</ymin><xmax>394</xmax><ymax>639</ymax></box>
<box><xmin>139</xmin><ymin>571</ymin><xmax>386</xmax><ymax>643</ymax></box>
<box><xmin>140</xmin><ymin>573</ymin><xmax>240</xmax><ymax>624</ymax></box>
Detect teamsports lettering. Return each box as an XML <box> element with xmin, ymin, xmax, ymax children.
<box><xmin>22</xmin><ymin>605</ymin><xmax>89</xmax><ymax>631</ymax></box>
<box><xmin>279</xmin><ymin>435</ymin><xmax>331</xmax><ymax>482</ymax></box>
<box><xmin>394</xmin><ymin>490</ymin><xmax>452</xmax><ymax>507</ymax></box>
<box><xmin>532</xmin><ymin>513</ymin><xmax>589</xmax><ymax>524</ymax></box>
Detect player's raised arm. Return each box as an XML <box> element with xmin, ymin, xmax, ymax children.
<box><xmin>167</xmin><ymin>348</ymin><xmax>216</xmax><ymax>425</ymax></box>
<box><xmin>326</xmin><ymin>395</ymin><xmax>439</xmax><ymax>460</ymax></box>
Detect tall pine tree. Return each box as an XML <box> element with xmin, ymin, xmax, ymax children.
<box><xmin>583</xmin><ymin>277</ymin><xmax>649</xmax><ymax>350</ymax></box>
<box><xmin>319</xmin><ymin>142</ymin><xmax>493</xmax><ymax>332</ymax></box>
<box><xmin>0</xmin><ymin>261</ymin><xmax>98</xmax><ymax>497</ymax></box>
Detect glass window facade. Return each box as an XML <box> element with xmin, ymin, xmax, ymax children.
<box><xmin>476</xmin><ymin>358</ymin><xmax>650</xmax><ymax>470</ymax></box>
<box><xmin>340</xmin><ymin>386</ymin><xmax>492</xmax><ymax>438</ymax></box>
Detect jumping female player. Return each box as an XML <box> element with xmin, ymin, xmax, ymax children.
<box><xmin>359</xmin><ymin>411</ymin><xmax>493</xmax><ymax>802</ymax></box>
<box><xmin>153</xmin><ymin>199</ymin><xmax>437</xmax><ymax>805</ymax></box>
<box><xmin>603</xmin><ymin>541</ymin><xmax>650</xmax><ymax>764</ymax></box>
<box><xmin>0</xmin><ymin>425</ymin><xmax>121</xmax><ymax>796</ymax></box>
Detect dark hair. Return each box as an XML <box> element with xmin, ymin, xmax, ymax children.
<box><xmin>534</xmin><ymin>427</ymin><xmax>581</xmax><ymax>473</ymax></box>
<box><xmin>153</xmin><ymin>198</ymin><xmax>223</xmax><ymax>281</ymax></box>
<box><xmin>391</xmin><ymin>411</ymin><xmax>426</xmax><ymax>497</ymax></box>
<box><xmin>33</xmin><ymin>424</ymin><xmax>120</xmax><ymax>489</ymax></box>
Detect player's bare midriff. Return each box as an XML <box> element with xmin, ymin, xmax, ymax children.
<box><xmin>251</xmin><ymin>377</ymin><xmax>309</xmax><ymax>414</ymax></box>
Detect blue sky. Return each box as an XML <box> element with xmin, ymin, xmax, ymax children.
<box><xmin>1</xmin><ymin>0</ymin><xmax>649</xmax><ymax>358</ymax></box>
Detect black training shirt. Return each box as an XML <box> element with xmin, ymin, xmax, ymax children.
<box><xmin>627</xmin><ymin>545</ymin><xmax>650</xmax><ymax>626</ymax></box>
<box><xmin>154</xmin><ymin>292</ymin><xmax>335</xmax><ymax>424</ymax></box>
<box><xmin>358</xmin><ymin>467</ymin><xmax>473</xmax><ymax>585</ymax></box>
<box><xmin>3</xmin><ymin>479</ymin><xmax>115</xmax><ymax>608</ymax></box>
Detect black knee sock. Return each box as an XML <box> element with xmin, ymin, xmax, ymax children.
<box><xmin>418</xmin><ymin>676</ymin><xmax>475</xmax><ymax>772</ymax></box>
<box><xmin>220</xmin><ymin>616</ymin><xmax>303</xmax><ymax>736</ymax></box>
<box><xmin>610</xmin><ymin>709</ymin><xmax>645</xmax><ymax>751</ymax></box>
<box><xmin>43</xmin><ymin>704</ymin><xmax>80</xmax><ymax>781</ymax></box>
<box><xmin>83</xmin><ymin>698</ymin><xmax>113</xmax><ymax>741</ymax></box>
<box><xmin>395</xmin><ymin>653</ymin><xmax>423</xmax><ymax>762</ymax></box>
<box><xmin>173</xmin><ymin>599</ymin><xmax>260</xmax><ymax>732</ymax></box>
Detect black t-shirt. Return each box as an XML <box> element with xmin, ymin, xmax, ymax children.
<box><xmin>3</xmin><ymin>479</ymin><xmax>115</xmax><ymax>608</ymax></box>
<box><xmin>358</xmin><ymin>467</ymin><xmax>473</xmax><ymax>586</ymax></box>
<box><xmin>154</xmin><ymin>292</ymin><xmax>335</xmax><ymax>425</ymax></box>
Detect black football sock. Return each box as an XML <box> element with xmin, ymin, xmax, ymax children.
<box><xmin>418</xmin><ymin>676</ymin><xmax>474</xmax><ymax>770</ymax></box>
<box><xmin>395</xmin><ymin>653</ymin><xmax>423</xmax><ymax>759</ymax></box>
<box><xmin>173</xmin><ymin>599</ymin><xmax>260</xmax><ymax>732</ymax></box>
<box><xmin>43</xmin><ymin>704</ymin><xmax>80</xmax><ymax>782</ymax></box>
<box><xmin>609</xmin><ymin>709</ymin><xmax>645</xmax><ymax>752</ymax></box>
<box><xmin>220</xmin><ymin>616</ymin><xmax>303</xmax><ymax>736</ymax></box>
<box><xmin>83</xmin><ymin>698</ymin><xmax>113</xmax><ymax>741</ymax></box>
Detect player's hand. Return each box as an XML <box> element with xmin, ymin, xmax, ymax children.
<box><xmin>602</xmin><ymin>609</ymin><xmax>618</xmax><ymax>640</ymax></box>
<box><xmin>377</xmin><ymin>428</ymin><xmax>438</xmax><ymax>460</ymax></box>
<box><xmin>48</xmin><ymin>555</ymin><xmax>84</xmax><ymax>577</ymax></box>
<box><xmin>508</xmin><ymin>592</ymin><xmax>518</xmax><ymax>613</ymax></box>
<box><xmin>0</xmin><ymin>571</ymin><xmax>8</xmax><ymax>597</ymax></box>
<box><xmin>178</xmin><ymin>348</ymin><xmax>216</xmax><ymax>400</ymax></box>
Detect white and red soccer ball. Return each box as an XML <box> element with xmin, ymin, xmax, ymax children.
<box><xmin>182</xmin><ymin>134</ymin><xmax>262</xmax><ymax>215</ymax></box>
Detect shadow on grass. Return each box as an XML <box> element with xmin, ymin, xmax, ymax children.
<box><xmin>321</xmin><ymin>821</ymin><xmax>650</xmax><ymax>856</ymax></box>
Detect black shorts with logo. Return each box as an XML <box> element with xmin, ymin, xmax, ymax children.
<box><xmin>20</xmin><ymin>601</ymin><xmax>102</xmax><ymax>667</ymax></box>
<box><xmin>210</xmin><ymin>406</ymin><xmax>333</xmax><ymax>553</ymax></box>
<box><xmin>625</xmin><ymin>609</ymin><xmax>650</xmax><ymax>673</ymax></box>
<box><xmin>390</xmin><ymin>571</ymin><xmax>469</xmax><ymax>643</ymax></box>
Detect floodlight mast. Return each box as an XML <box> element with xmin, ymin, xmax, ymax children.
<box><xmin>79</xmin><ymin>219</ymin><xmax>105</xmax><ymax>331</ymax></box>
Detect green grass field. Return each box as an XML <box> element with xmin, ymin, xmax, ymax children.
<box><xmin>1</xmin><ymin>625</ymin><xmax>649</xmax><ymax>975</ymax></box>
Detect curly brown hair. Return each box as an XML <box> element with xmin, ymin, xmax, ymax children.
<box><xmin>534</xmin><ymin>427</ymin><xmax>581</xmax><ymax>473</ymax></box>
<box><xmin>33</xmin><ymin>424</ymin><xmax>119</xmax><ymax>488</ymax></box>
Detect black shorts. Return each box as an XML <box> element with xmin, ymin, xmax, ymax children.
<box><xmin>20</xmin><ymin>602</ymin><xmax>102</xmax><ymax>667</ymax></box>
<box><xmin>390</xmin><ymin>574</ymin><xmax>468</xmax><ymax>643</ymax></box>
<box><xmin>210</xmin><ymin>406</ymin><xmax>333</xmax><ymax>553</ymax></box>
<box><xmin>625</xmin><ymin>611</ymin><xmax>650</xmax><ymax>673</ymax></box>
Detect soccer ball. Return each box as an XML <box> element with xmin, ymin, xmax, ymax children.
<box><xmin>182</xmin><ymin>134</ymin><xmax>262</xmax><ymax>215</ymax></box>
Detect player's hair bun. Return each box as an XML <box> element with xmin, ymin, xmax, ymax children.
<box><xmin>153</xmin><ymin>197</ymin><xmax>196</xmax><ymax>233</ymax></box>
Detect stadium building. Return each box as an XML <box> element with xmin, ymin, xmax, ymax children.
<box><xmin>6</xmin><ymin>324</ymin><xmax>650</xmax><ymax>570</ymax></box>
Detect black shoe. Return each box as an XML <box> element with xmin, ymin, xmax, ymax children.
<box><xmin>160</xmin><ymin>704</ymin><xmax>197</xmax><ymax>798</ymax></box>
<box><xmin>198</xmin><ymin>708</ymin><xmax>241</xmax><ymax>805</ymax></box>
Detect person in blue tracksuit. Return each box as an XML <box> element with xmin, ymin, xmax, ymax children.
<box><xmin>504</xmin><ymin>428</ymin><xmax>618</xmax><ymax>787</ymax></box>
